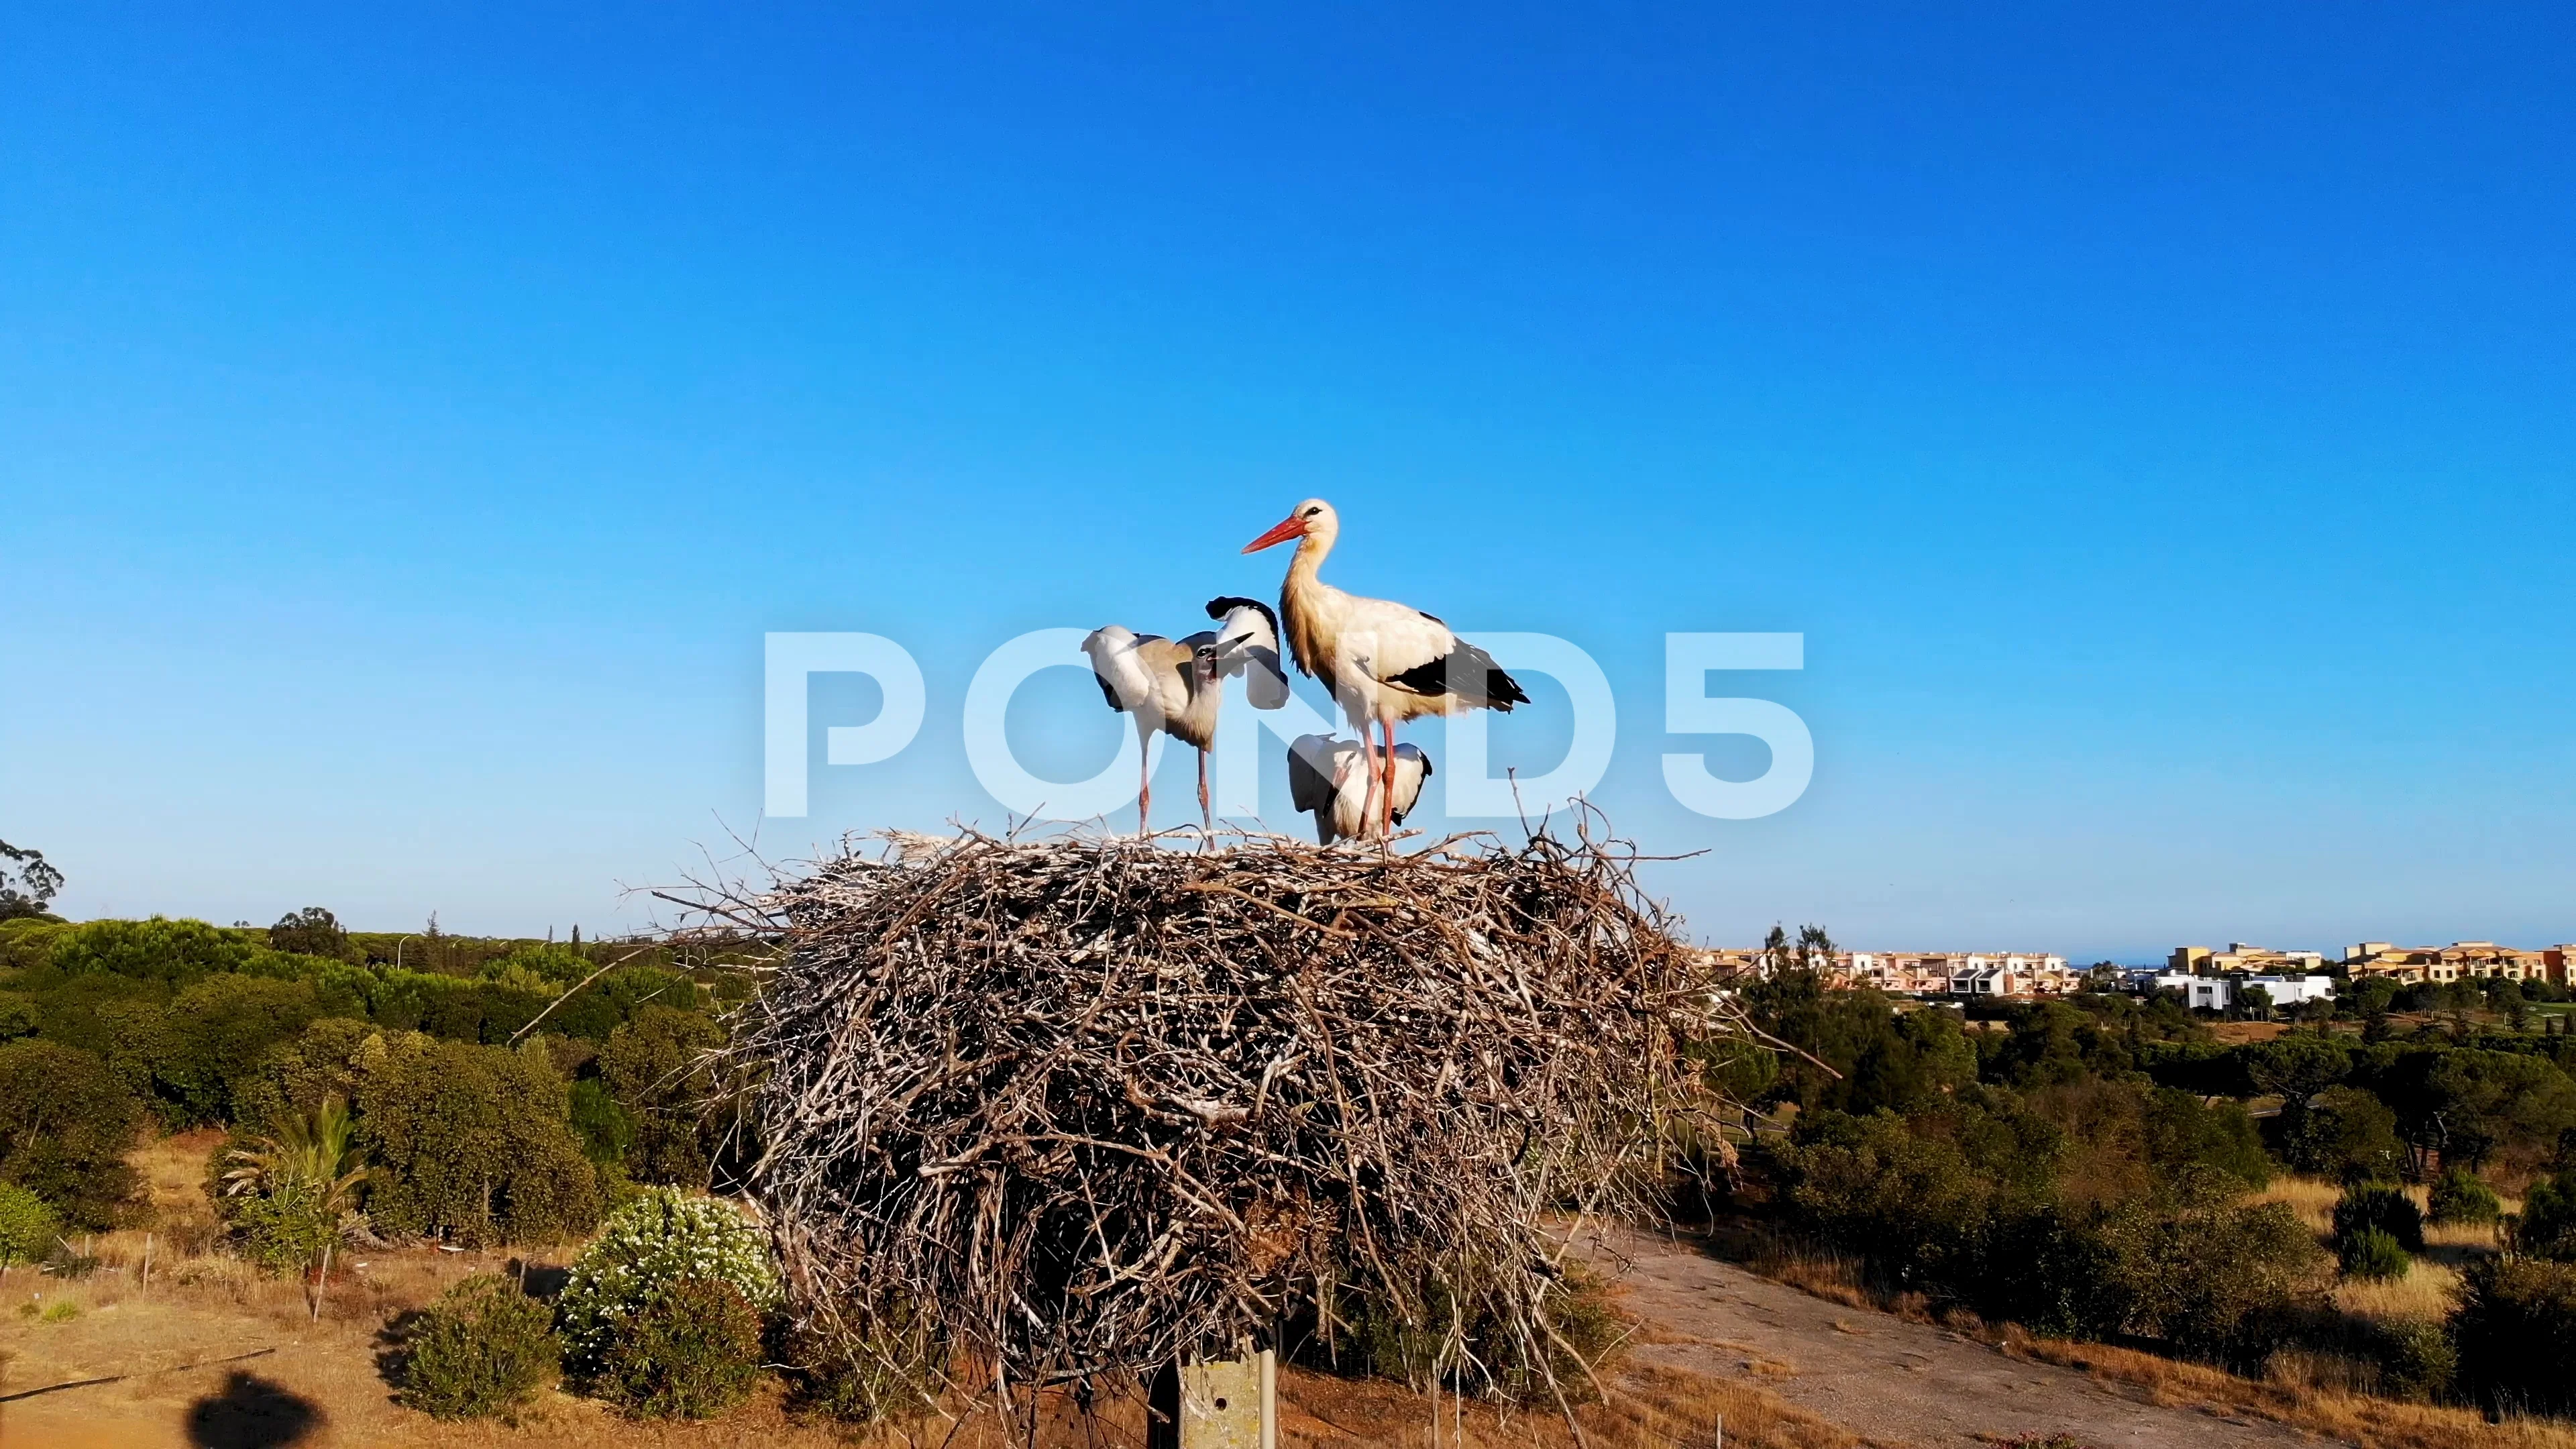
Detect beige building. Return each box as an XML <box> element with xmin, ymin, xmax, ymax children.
<box><xmin>2169</xmin><ymin>943</ymin><xmax>2328</xmax><ymax>975</ymax></box>
<box><xmin>2343</xmin><ymin>941</ymin><xmax>2566</xmax><ymax>985</ymax></box>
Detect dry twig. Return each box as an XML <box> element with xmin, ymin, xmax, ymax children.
<box><xmin>697</xmin><ymin>818</ymin><xmax>1738</xmax><ymax>1413</ymax></box>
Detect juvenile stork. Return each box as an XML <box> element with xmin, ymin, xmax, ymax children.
<box><xmin>1288</xmin><ymin>735</ymin><xmax>1431</xmax><ymax>845</ymax></box>
<box><xmin>1200</xmin><ymin>595</ymin><xmax>1290</xmax><ymax>708</ymax></box>
<box><xmin>1243</xmin><ymin>498</ymin><xmax>1528</xmax><ymax>840</ymax></box>
<box><xmin>1080</xmin><ymin>604</ymin><xmax>1289</xmax><ymax>833</ymax></box>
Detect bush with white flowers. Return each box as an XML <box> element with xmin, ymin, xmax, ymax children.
<box><xmin>555</xmin><ymin>1187</ymin><xmax>782</xmax><ymax>1373</ymax></box>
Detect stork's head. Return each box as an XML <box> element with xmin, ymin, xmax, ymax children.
<box><xmin>1242</xmin><ymin>498</ymin><xmax>1336</xmax><ymax>553</ymax></box>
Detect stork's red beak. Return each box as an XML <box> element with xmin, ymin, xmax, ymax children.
<box><xmin>1242</xmin><ymin>516</ymin><xmax>1305</xmax><ymax>553</ymax></box>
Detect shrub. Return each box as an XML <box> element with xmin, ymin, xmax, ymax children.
<box><xmin>154</xmin><ymin>974</ymin><xmax>326</xmax><ymax>1124</ymax></box>
<box><xmin>2517</xmin><ymin>1169</ymin><xmax>2576</xmax><ymax>1260</ymax></box>
<box><xmin>2332</xmin><ymin>1182</ymin><xmax>2424</xmax><ymax>1254</ymax></box>
<box><xmin>0</xmin><ymin>1182</ymin><xmax>59</xmax><ymax>1269</ymax></box>
<box><xmin>555</xmin><ymin>1187</ymin><xmax>782</xmax><ymax>1375</ymax></box>
<box><xmin>230</xmin><ymin>1177</ymin><xmax>343</xmax><ymax>1277</ymax></box>
<box><xmin>594</xmin><ymin>1275</ymin><xmax>764</xmax><ymax>1419</ymax></box>
<box><xmin>2339</xmin><ymin>1227</ymin><xmax>2410</xmax><ymax>1281</ymax></box>
<box><xmin>2367</xmin><ymin>1316</ymin><xmax>2457</xmax><ymax>1402</ymax></box>
<box><xmin>598</xmin><ymin>1007</ymin><xmax>727</xmax><ymax>1188</ymax></box>
<box><xmin>400</xmin><ymin>1274</ymin><xmax>562</xmax><ymax>1419</ymax></box>
<box><xmin>44</xmin><ymin>916</ymin><xmax>251</xmax><ymax>985</ymax></box>
<box><xmin>357</xmin><ymin>1034</ymin><xmax>600</xmax><ymax>1245</ymax></box>
<box><xmin>782</xmin><ymin>1305</ymin><xmax>942</xmax><ymax>1425</ymax></box>
<box><xmin>2453</xmin><ymin>1255</ymin><xmax>2576</xmax><ymax>1414</ymax></box>
<box><xmin>2094</xmin><ymin>1185</ymin><xmax>2325</xmax><ymax>1361</ymax></box>
<box><xmin>2428</xmin><ymin>1166</ymin><xmax>2502</xmax><ymax>1227</ymax></box>
<box><xmin>1311</xmin><ymin>1263</ymin><xmax>1624</xmax><ymax>1402</ymax></box>
<box><xmin>0</xmin><ymin>1040</ymin><xmax>144</xmax><ymax>1228</ymax></box>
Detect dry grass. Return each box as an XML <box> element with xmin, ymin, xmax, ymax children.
<box><xmin>2334</xmin><ymin>1260</ymin><xmax>2465</xmax><ymax>1325</ymax></box>
<box><xmin>2250</xmin><ymin>1175</ymin><xmax>2341</xmax><ymax>1235</ymax></box>
<box><xmin>2253</xmin><ymin>1175</ymin><xmax>2514</xmax><ymax>1238</ymax></box>
<box><xmin>2008</xmin><ymin>1332</ymin><xmax>2576</xmax><ymax>1449</ymax></box>
<box><xmin>1</xmin><ymin>1132</ymin><xmax>1834</xmax><ymax>1448</ymax></box>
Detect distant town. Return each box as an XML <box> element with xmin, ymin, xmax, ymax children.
<box><xmin>1702</xmin><ymin>939</ymin><xmax>2576</xmax><ymax>1010</ymax></box>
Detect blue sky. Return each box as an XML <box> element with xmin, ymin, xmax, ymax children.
<box><xmin>3</xmin><ymin>5</ymin><xmax>2571</xmax><ymax>959</ymax></box>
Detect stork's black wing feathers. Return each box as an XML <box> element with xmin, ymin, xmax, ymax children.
<box><xmin>1385</xmin><ymin>640</ymin><xmax>1530</xmax><ymax>710</ymax></box>
<box><xmin>1089</xmin><ymin>669</ymin><xmax>1126</xmax><ymax>712</ymax></box>
<box><xmin>1204</xmin><ymin>595</ymin><xmax>1281</xmax><ymax>639</ymax></box>
<box><xmin>1286</xmin><ymin>735</ymin><xmax>1340</xmax><ymax>815</ymax></box>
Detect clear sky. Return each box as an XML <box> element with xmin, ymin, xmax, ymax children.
<box><xmin>4</xmin><ymin>5</ymin><xmax>2571</xmax><ymax>960</ymax></box>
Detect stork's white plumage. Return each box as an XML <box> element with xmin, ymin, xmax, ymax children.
<box><xmin>1081</xmin><ymin>614</ymin><xmax>1286</xmax><ymax>833</ymax></box>
<box><xmin>1201</xmin><ymin>595</ymin><xmax>1290</xmax><ymax>708</ymax></box>
<box><xmin>1287</xmin><ymin>735</ymin><xmax>1430</xmax><ymax>845</ymax></box>
<box><xmin>1244</xmin><ymin>498</ymin><xmax>1526</xmax><ymax>841</ymax></box>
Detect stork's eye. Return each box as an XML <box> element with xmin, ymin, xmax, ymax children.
<box><xmin>1302</xmin><ymin>506</ymin><xmax>1320</xmax><ymax>517</ymax></box>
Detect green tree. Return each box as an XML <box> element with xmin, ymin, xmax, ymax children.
<box><xmin>2284</xmin><ymin>1085</ymin><xmax>2404</xmax><ymax>1182</ymax></box>
<box><xmin>0</xmin><ymin>840</ymin><xmax>64</xmax><ymax>922</ymax></box>
<box><xmin>599</xmin><ymin>1007</ymin><xmax>727</xmax><ymax>1188</ymax></box>
<box><xmin>45</xmin><ymin>916</ymin><xmax>250</xmax><ymax>986</ymax></box>
<box><xmin>357</xmin><ymin>1034</ymin><xmax>600</xmax><ymax>1244</ymax></box>
<box><xmin>1979</xmin><ymin>1002</ymin><xmax>2140</xmax><ymax>1091</ymax></box>
<box><xmin>227</xmin><ymin>1018</ymin><xmax>381</xmax><ymax>1136</ymax></box>
<box><xmin>2243</xmin><ymin>1035</ymin><xmax>2353</xmax><ymax>1158</ymax></box>
<box><xmin>0</xmin><ymin>1040</ymin><xmax>143</xmax><ymax>1228</ymax></box>
<box><xmin>2237</xmin><ymin>983</ymin><xmax>2274</xmax><ymax>1022</ymax></box>
<box><xmin>266</xmin><ymin>907</ymin><xmax>352</xmax><ymax>961</ymax></box>
<box><xmin>154</xmin><ymin>974</ymin><xmax>326</xmax><ymax>1124</ymax></box>
<box><xmin>2392</xmin><ymin>1049</ymin><xmax>2576</xmax><ymax>1173</ymax></box>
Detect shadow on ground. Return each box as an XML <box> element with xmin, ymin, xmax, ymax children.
<box><xmin>186</xmin><ymin>1371</ymin><xmax>320</xmax><ymax>1448</ymax></box>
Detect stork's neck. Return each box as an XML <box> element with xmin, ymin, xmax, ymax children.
<box><xmin>1287</xmin><ymin>526</ymin><xmax>1334</xmax><ymax>587</ymax></box>
<box><xmin>1277</xmin><ymin>526</ymin><xmax>1339</xmax><ymax>681</ymax></box>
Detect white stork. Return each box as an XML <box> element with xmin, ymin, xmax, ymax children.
<box><xmin>1080</xmin><ymin>602</ymin><xmax>1289</xmax><ymax>833</ymax></box>
<box><xmin>1288</xmin><ymin>735</ymin><xmax>1431</xmax><ymax>845</ymax></box>
<box><xmin>1242</xmin><ymin>498</ymin><xmax>1528</xmax><ymax>840</ymax></box>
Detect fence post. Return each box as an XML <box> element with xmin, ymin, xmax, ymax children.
<box><xmin>1146</xmin><ymin>1352</ymin><xmax>1271</xmax><ymax>1449</ymax></box>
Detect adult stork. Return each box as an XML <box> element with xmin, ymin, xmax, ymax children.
<box><xmin>1080</xmin><ymin>604</ymin><xmax>1289</xmax><ymax>833</ymax></box>
<box><xmin>1287</xmin><ymin>735</ymin><xmax>1431</xmax><ymax>845</ymax></box>
<box><xmin>1243</xmin><ymin>498</ymin><xmax>1528</xmax><ymax>840</ymax></box>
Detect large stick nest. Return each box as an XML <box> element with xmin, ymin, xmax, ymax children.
<box><xmin>729</xmin><ymin>823</ymin><xmax>1728</xmax><ymax>1403</ymax></box>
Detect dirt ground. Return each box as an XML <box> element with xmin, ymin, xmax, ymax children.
<box><xmin>0</xmin><ymin>1234</ymin><xmax>1836</xmax><ymax>1449</ymax></box>
<box><xmin>1588</xmin><ymin>1229</ymin><xmax>2313</xmax><ymax>1448</ymax></box>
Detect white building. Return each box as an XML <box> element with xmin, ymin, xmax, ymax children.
<box><xmin>2245</xmin><ymin>974</ymin><xmax>2336</xmax><ymax>1006</ymax></box>
<box><xmin>2150</xmin><ymin>972</ymin><xmax>2234</xmax><ymax>1011</ymax></box>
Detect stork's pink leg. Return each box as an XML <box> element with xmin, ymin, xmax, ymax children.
<box><xmin>1378</xmin><ymin>718</ymin><xmax>1399</xmax><ymax>843</ymax></box>
<box><xmin>1354</xmin><ymin>717</ymin><xmax>1381</xmax><ymax>842</ymax></box>
<box><xmin>1138</xmin><ymin>733</ymin><xmax>1153</xmax><ymax>835</ymax></box>
<box><xmin>1197</xmin><ymin>749</ymin><xmax>1212</xmax><ymax>830</ymax></box>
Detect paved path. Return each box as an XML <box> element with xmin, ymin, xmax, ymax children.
<box><xmin>1591</xmin><ymin>1232</ymin><xmax>2332</xmax><ymax>1448</ymax></box>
